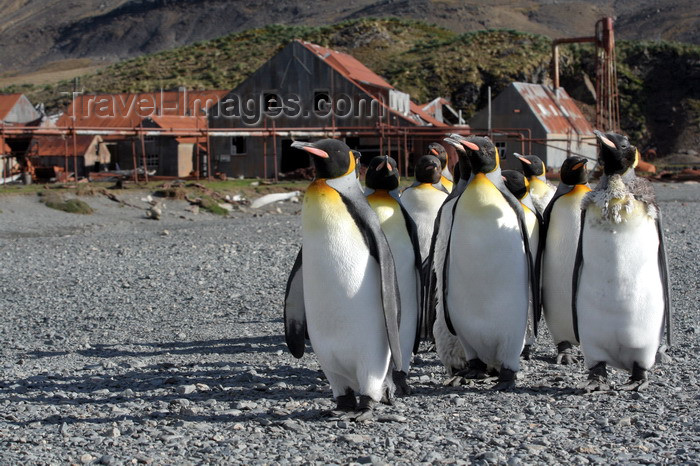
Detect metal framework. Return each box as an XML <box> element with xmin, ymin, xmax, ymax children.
<box><xmin>551</xmin><ymin>17</ymin><xmax>620</xmax><ymax>132</ymax></box>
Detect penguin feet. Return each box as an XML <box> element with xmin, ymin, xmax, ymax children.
<box><xmin>392</xmin><ymin>370</ymin><xmax>411</xmax><ymax>396</ymax></box>
<box><xmin>656</xmin><ymin>345</ymin><xmax>672</xmax><ymax>364</ymax></box>
<box><xmin>456</xmin><ymin>359</ymin><xmax>489</xmax><ymax>380</ymax></box>
<box><xmin>556</xmin><ymin>342</ymin><xmax>578</xmax><ymax>365</ymax></box>
<box><xmin>323</xmin><ymin>389</ymin><xmax>357</xmax><ymax>418</ymax></box>
<box><xmin>352</xmin><ymin>395</ymin><xmax>376</xmax><ymax>422</ymax></box>
<box><xmin>578</xmin><ymin>362</ymin><xmax>610</xmax><ymax>393</ymax></box>
<box><xmin>620</xmin><ymin>363</ymin><xmax>649</xmax><ymax>392</ymax></box>
<box><xmin>521</xmin><ymin>345</ymin><xmax>532</xmax><ymax>361</ymax></box>
<box><xmin>492</xmin><ymin>368</ymin><xmax>516</xmax><ymax>391</ymax></box>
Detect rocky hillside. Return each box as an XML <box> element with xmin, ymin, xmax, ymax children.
<box><xmin>0</xmin><ymin>0</ymin><xmax>698</xmax><ymax>74</ymax></box>
<box><xmin>4</xmin><ymin>18</ymin><xmax>698</xmax><ymax>156</ymax></box>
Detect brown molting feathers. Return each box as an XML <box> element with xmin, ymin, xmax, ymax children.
<box><xmin>582</xmin><ymin>174</ymin><xmax>658</xmax><ymax>223</ymax></box>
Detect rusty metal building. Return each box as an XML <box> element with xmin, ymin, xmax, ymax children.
<box><xmin>56</xmin><ymin>90</ymin><xmax>227</xmax><ymax>177</ymax></box>
<box><xmin>209</xmin><ymin>40</ymin><xmax>446</xmax><ymax>179</ymax></box>
<box><xmin>469</xmin><ymin>82</ymin><xmax>596</xmax><ymax>170</ymax></box>
<box><xmin>26</xmin><ymin>135</ymin><xmax>110</xmax><ymax>179</ymax></box>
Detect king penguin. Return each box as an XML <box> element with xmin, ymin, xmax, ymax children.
<box><xmin>516</xmin><ymin>154</ymin><xmax>555</xmax><ymax>214</ymax></box>
<box><xmin>537</xmin><ymin>155</ymin><xmax>591</xmax><ymax>365</ymax></box>
<box><xmin>443</xmin><ymin>136</ymin><xmax>536</xmax><ymax>390</ymax></box>
<box><xmin>573</xmin><ymin>131</ymin><xmax>671</xmax><ymax>392</ymax></box>
<box><xmin>423</xmin><ymin>137</ymin><xmax>474</xmax><ymax>379</ymax></box>
<box><xmin>502</xmin><ymin>170</ymin><xmax>542</xmax><ymax>360</ymax></box>
<box><xmin>283</xmin><ymin>139</ymin><xmax>403</xmax><ymax>419</ymax></box>
<box><xmin>428</xmin><ymin>142</ymin><xmax>453</xmax><ymax>193</ymax></box>
<box><xmin>365</xmin><ymin>155</ymin><xmax>422</xmax><ymax>396</ymax></box>
<box><xmin>400</xmin><ymin>155</ymin><xmax>449</xmax><ymax>262</ymax></box>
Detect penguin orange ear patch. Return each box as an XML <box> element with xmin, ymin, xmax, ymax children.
<box><xmin>462</xmin><ymin>141</ymin><xmax>480</xmax><ymax>151</ymax></box>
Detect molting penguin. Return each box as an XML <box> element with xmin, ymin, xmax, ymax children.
<box><xmin>365</xmin><ymin>155</ymin><xmax>422</xmax><ymax>396</ymax></box>
<box><xmin>283</xmin><ymin>139</ymin><xmax>402</xmax><ymax>419</ymax></box>
<box><xmin>516</xmin><ymin>154</ymin><xmax>555</xmax><ymax>214</ymax></box>
<box><xmin>428</xmin><ymin>142</ymin><xmax>453</xmax><ymax>193</ymax></box>
<box><xmin>502</xmin><ymin>170</ymin><xmax>542</xmax><ymax>360</ymax></box>
<box><xmin>573</xmin><ymin>131</ymin><xmax>671</xmax><ymax>392</ymax></box>
<box><xmin>537</xmin><ymin>155</ymin><xmax>591</xmax><ymax>365</ymax></box>
<box><xmin>443</xmin><ymin>137</ymin><xmax>536</xmax><ymax>390</ymax></box>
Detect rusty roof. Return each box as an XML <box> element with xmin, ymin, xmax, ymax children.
<box><xmin>513</xmin><ymin>83</ymin><xmax>593</xmax><ymax>135</ymax></box>
<box><xmin>147</xmin><ymin>114</ymin><xmax>208</xmax><ymax>130</ymax></box>
<box><xmin>30</xmin><ymin>135</ymin><xmax>100</xmax><ymax>156</ymax></box>
<box><xmin>300</xmin><ymin>42</ymin><xmax>394</xmax><ymax>90</ymax></box>
<box><xmin>57</xmin><ymin>90</ymin><xmax>228</xmax><ymax>128</ymax></box>
<box><xmin>297</xmin><ymin>40</ymin><xmax>445</xmax><ymax>127</ymax></box>
<box><xmin>0</xmin><ymin>93</ymin><xmax>23</xmax><ymax>121</ymax></box>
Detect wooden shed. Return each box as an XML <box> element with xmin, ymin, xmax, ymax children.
<box><xmin>209</xmin><ymin>40</ymin><xmax>444</xmax><ymax>178</ymax></box>
<box><xmin>469</xmin><ymin>82</ymin><xmax>596</xmax><ymax>170</ymax></box>
<box><xmin>26</xmin><ymin>135</ymin><xmax>110</xmax><ymax>179</ymax></box>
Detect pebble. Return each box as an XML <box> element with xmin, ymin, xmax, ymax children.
<box><xmin>0</xmin><ymin>186</ymin><xmax>697</xmax><ymax>464</ymax></box>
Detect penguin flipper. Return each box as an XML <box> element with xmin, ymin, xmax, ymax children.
<box><xmin>398</xmin><ymin>203</ymin><xmax>423</xmax><ymax>354</ymax></box>
<box><xmin>535</xmin><ymin>185</ymin><xmax>572</xmax><ymax>323</ymax></box>
<box><xmin>571</xmin><ymin>209</ymin><xmax>587</xmax><ymax>344</ymax></box>
<box><xmin>656</xmin><ymin>211</ymin><xmax>673</xmax><ymax>347</ymax></box>
<box><xmin>337</xmin><ymin>190</ymin><xmax>403</xmax><ymax>369</ymax></box>
<box><xmin>283</xmin><ymin>247</ymin><xmax>307</xmax><ymax>358</ymax></box>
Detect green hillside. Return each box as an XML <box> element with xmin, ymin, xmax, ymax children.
<box><xmin>3</xmin><ymin>18</ymin><xmax>699</xmax><ymax>154</ymax></box>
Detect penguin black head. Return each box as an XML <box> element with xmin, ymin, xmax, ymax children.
<box><xmin>516</xmin><ymin>154</ymin><xmax>546</xmax><ymax>178</ymax></box>
<box><xmin>291</xmin><ymin>139</ymin><xmax>355</xmax><ymax>179</ymax></box>
<box><xmin>501</xmin><ymin>170</ymin><xmax>529</xmax><ymax>200</ymax></box>
<box><xmin>594</xmin><ymin>130</ymin><xmax>638</xmax><ymax>176</ymax></box>
<box><xmin>415</xmin><ymin>155</ymin><xmax>442</xmax><ymax>184</ymax></box>
<box><xmin>453</xmin><ymin>161</ymin><xmax>461</xmax><ymax>184</ymax></box>
<box><xmin>366</xmin><ymin>155</ymin><xmax>399</xmax><ymax>191</ymax></box>
<box><xmin>559</xmin><ymin>156</ymin><xmax>590</xmax><ymax>185</ymax></box>
<box><xmin>428</xmin><ymin>143</ymin><xmax>448</xmax><ymax>169</ymax></box>
<box><xmin>443</xmin><ymin>137</ymin><xmax>472</xmax><ymax>180</ymax></box>
<box><xmin>450</xmin><ymin>135</ymin><xmax>497</xmax><ymax>175</ymax></box>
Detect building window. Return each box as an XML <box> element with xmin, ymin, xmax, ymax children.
<box><xmin>314</xmin><ymin>91</ymin><xmax>331</xmax><ymax>113</ymax></box>
<box><xmin>263</xmin><ymin>92</ymin><xmax>281</xmax><ymax>112</ymax></box>
<box><xmin>146</xmin><ymin>154</ymin><xmax>159</xmax><ymax>171</ymax></box>
<box><xmin>495</xmin><ymin>142</ymin><xmax>507</xmax><ymax>159</ymax></box>
<box><xmin>144</xmin><ymin>136</ymin><xmax>155</xmax><ymax>143</ymax></box>
<box><xmin>231</xmin><ymin>137</ymin><xmax>246</xmax><ymax>155</ymax></box>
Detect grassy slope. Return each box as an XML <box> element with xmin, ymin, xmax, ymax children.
<box><xmin>2</xmin><ymin>18</ymin><xmax>698</xmax><ymax>151</ymax></box>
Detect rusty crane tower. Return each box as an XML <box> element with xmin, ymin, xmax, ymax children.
<box><xmin>551</xmin><ymin>17</ymin><xmax>620</xmax><ymax>132</ymax></box>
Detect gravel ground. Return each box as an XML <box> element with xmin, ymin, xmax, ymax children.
<box><xmin>0</xmin><ymin>183</ymin><xmax>698</xmax><ymax>465</ymax></box>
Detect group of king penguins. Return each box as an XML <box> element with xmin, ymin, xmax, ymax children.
<box><xmin>283</xmin><ymin>130</ymin><xmax>671</xmax><ymax>421</ymax></box>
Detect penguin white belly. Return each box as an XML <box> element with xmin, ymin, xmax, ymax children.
<box><xmin>368</xmin><ymin>193</ymin><xmax>419</xmax><ymax>374</ymax></box>
<box><xmin>530</xmin><ymin>178</ymin><xmax>555</xmax><ymax>213</ymax></box>
<box><xmin>401</xmin><ymin>185</ymin><xmax>448</xmax><ymax>261</ymax></box>
<box><xmin>542</xmin><ymin>189</ymin><xmax>587</xmax><ymax>345</ymax></box>
<box><xmin>577</xmin><ymin>201</ymin><xmax>664</xmax><ymax>371</ymax></box>
<box><xmin>447</xmin><ymin>175</ymin><xmax>528</xmax><ymax>371</ymax></box>
<box><xmin>302</xmin><ymin>181</ymin><xmax>390</xmax><ymax>400</ymax></box>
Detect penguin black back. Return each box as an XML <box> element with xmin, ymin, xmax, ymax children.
<box><xmin>415</xmin><ymin>155</ymin><xmax>442</xmax><ymax>184</ymax></box>
<box><xmin>366</xmin><ymin>155</ymin><xmax>400</xmax><ymax>191</ymax></box>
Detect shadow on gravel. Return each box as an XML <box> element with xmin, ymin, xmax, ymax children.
<box><xmin>25</xmin><ymin>336</ymin><xmax>286</xmax><ymax>361</ymax></box>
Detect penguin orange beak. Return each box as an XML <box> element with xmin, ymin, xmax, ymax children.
<box><xmin>517</xmin><ymin>156</ymin><xmax>531</xmax><ymax>165</ymax></box>
<box><xmin>460</xmin><ymin>140</ymin><xmax>480</xmax><ymax>152</ymax></box>
<box><xmin>593</xmin><ymin>130</ymin><xmax>617</xmax><ymax>149</ymax></box>
<box><xmin>571</xmin><ymin>161</ymin><xmax>587</xmax><ymax>170</ymax></box>
<box><xmin>291</xmin><ymin>141</ymin><xmax>329</xmax><ymax>158</ymax></box>
<box><xmin>430</xmin><ymin>148</ymin><xmax>439</xmax><ymax>156</ymax></box>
